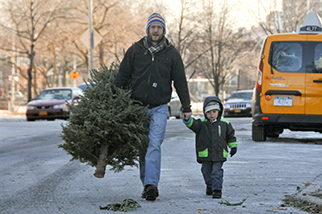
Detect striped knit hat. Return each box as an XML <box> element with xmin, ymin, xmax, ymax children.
<box><xmin>205</xmin><ymin>101</ymin><xmax>220</xmax><ymax>113</ymax></box>
<box><xmin>146</xmin><ymin>13</ymin><xmax>166</xmax><ymax>35</ymax></box>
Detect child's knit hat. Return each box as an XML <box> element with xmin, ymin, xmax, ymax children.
<box><xmin>146</xmin><ymin>13</ymin><xmax>166</xmax><ymax>35</ymax></box>
<box><xmin>205</xmin><ymin>101</ymin><xmax>220</xmax><ymax>113</ymax></box>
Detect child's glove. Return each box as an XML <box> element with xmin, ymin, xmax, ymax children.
<box><xmin>182</xmin><ymin>117</ymin><xmax>191</xmax><ymax>123</ymax></box>
<box><xmin>230</xmin><ymin>147</ymin><xmax>237</xmax><ymax>157</ymax></box>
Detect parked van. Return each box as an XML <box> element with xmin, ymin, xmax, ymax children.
<box><xmin>252</xmin><ymin>11</ymin><xmax>322</xmax><ymax>141</ymax></box>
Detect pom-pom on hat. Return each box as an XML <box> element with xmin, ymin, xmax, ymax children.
<box><xmin>205</xmin><ymin>101</ymin><xmax>220</xmax><ymax>113</ymax></box>
<box><xmin>146</xmin><ymin>13</ymin><xmax>166</xmax><ymax>35</ymax></box>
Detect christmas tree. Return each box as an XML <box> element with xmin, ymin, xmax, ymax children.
<box><xmin>59</xmin><ymin>64</ymin><xmax>149</xmax><ymax>178</ymax></box>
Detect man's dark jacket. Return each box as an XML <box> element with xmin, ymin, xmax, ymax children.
<box><xmin>114</xmin><ymin>37</ymin><xmax>191</xmax><ymax>112</ymax></box>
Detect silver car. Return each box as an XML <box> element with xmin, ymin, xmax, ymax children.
<box><xmin>168</xmin><ymin>91</ymin><xmax>181</xmax><ymax>119</ymax></box>
<box><xmin>224</xmin><ymin>90</ymin><xmax>253</xmax><ymax>117</ymax></box>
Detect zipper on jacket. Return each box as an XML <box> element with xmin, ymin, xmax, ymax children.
<box><xmin>151</xmin><ymin>54</ymin><xmax>155</xmax><ymax>67</ymax></box>
<box><xmin>144</xmin><ymin>53</ymin><xmax>154</xmax><ymax>102</ymax></box>
<box><xmin>218</xmin><ymin>125</ymin><xmax>221</xmax><ymax>137</ymax></box>
<box><xmin>144</xmin><ymin>73</ymin><xmax>152</xmax><ymax>102</ymax></box>
<box><xmin>141</xmin><ymin>43</ymin><xmax>171</xmax><ymax>103</ymax></box>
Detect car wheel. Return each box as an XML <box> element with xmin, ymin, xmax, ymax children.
<box><xmin>26</xmin><ymin>118</ymin><xmax>35</xmax><ymax>122</ymax></box>
<box><xmin>167</xmin><ymin>107</ymin><xmax>171</xmax><ymax>119</ymax></box>
<box><xmin>252</xmin><ymin>123</ymin><xmax>266</xmax><ymax>141</ymax></box>
<box><xmin>47</xmin><ymin>119</ymin><xmax>55</xmax><ymax>121</ymax></box>
<box><xmin>267</xmin><ymin>133</ymin><xmax>279</xmax><ymax>138</ymax></box>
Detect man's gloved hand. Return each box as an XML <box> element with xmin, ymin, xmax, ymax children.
<box><xmin>230</xmin><ymin>147</ymin><xmax>237</xmax><ymax>157</ymax></box>
<box><xmin>183</xmin><ymin>112</ymin><xmax>192</xmax><ymax>121</ymax></box>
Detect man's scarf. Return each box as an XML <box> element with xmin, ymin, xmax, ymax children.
<box><xmin>143</xmin><ymin>36</ymin><xmax>168</xmax><ymax>55</ymax></box>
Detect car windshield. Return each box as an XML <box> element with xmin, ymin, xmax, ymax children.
<box><xmin>78</xmin><ymin>83</ymin><xmax>88</xmax><ymax>90</ymax></box>
<box><xmin>36</xmin><ymin>89</ymin><xmax>72</xmax><ymax>100</ymax></box>
<box><xmin>230</xmin><ymin>92</ymin><xmax>252</xmax><ymax>99</ymax></box>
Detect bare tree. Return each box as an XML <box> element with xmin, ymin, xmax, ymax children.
<box><xmin>0</xmin><ymin>0</ymin><xmax>73</xmax><ymax>101</ymax></box>
<box><xmin>166</xmin><ymin>0</ymin><xmax>209</xmax><ymax>79</ymax></box>
<box><xmin>0</xmin><ymin>0</ymin><xmax>155</xmax><ymax>102</ymax></box>
<box><xmin>57</xmin><ymin>0</ymin><xmax>149</xmax><ymax>74</ymax></box>
<box><xmin>95</xmin><ymin>0</ymin><xmax>147</xmax><ymax>65</ymax></box>
<box><xmin>198</xmin><ymin>0</ymin><xmax>247</xmax><ymax>97</ymax></box>
<box><xmin>0</xmin><ymin>0</ymin><xmax>265</xmax><ymax>105</ymax></box>
<box><xmin>241</xmin><ymin>0</ymin><xmax>319</xmax><ymax>37</ymax></box>
<box><xmin>167</xmin><ymin>0</ymin><xmax>198</xmax><ymax>56</ymax></box>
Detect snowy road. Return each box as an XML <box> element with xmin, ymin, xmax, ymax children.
<box><xmin>0</xmin><ymin>118</ymin><xmax>321</xmax><ymax>213</ymax></box>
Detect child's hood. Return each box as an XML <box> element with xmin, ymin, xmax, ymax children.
<box><xmin>203</xmin><ymin>96</ymin><xmax>223</xmax><ymax>119</ymax></box>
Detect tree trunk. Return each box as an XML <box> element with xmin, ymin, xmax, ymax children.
<box><xmin>28</xmin><ymin>51</ymin><xmax>34</xmax><ymax>102</ymax></box>
<box><xmin>94</xmin><ymin>143</ymin><xmax>108</xmax><ymax>178</ymax></box>
<box><xmin>98</xmin><ymin>42</ymin><xmax>104</xmax><ymax>64</ymax></box>
<box><xmin>27</xmin><ymin>66</ymin><xmax>32</xmax><ymax>102</ymax></box>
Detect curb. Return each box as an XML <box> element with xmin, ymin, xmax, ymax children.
<box><xmin>294</xmin><ymin>185</ymin><xmax>322</xmax><ymax>206</ymax></box>
<box><xmin>285</xmin><ymin>176</ymin><xmax>322</xmax><ymax>212</ymax></box>
<box><xmin>0</xmin><ymin>110</ymin><xmax>26</xmax><ymax>122</ymax></box>
<box><xmin>0</xmin><ymin>117</ymin><xmax>26</xmax><ymax>122</ymax></box>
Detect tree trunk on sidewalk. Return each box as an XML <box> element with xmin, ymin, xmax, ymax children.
<box><xmin>94</xmin><ymin>143</ymin><xmax>108</xmax><ymax>178</ymax></box>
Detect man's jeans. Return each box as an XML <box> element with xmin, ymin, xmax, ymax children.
<box><xmin>140</xmin><ymin>104</ymin><xmax>168</xmax><ymax>187</ymax></box>
<box><xmin>201</xmin><ymin>161</ymin><xmax>224</xmax><ymax>191</ymax></box>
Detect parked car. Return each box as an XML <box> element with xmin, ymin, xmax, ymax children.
<box><xmin>252</xmin><ymin>11</ymin><xmax>322</xmax><ymax>141</ymax></box>
<box><xmin>78</xmin><ymin>82</ymin><xmax>88</xmax><ymax>90</ymax></box>
<box><xmin>78</xmin><ymin>82</ymin><xmax>95</xmax><ymax>90</ymax></box>
<box><xmin>168</xmin><ymin>91</ymin><xmax>182</xmax><ymax>119</ymax></box>
<box><xmin>223</xmin><ymin>89</ymin><xmax>253</xmax><ymax>117</ymax></box>
<box><xmin>26</xmin><ymin>87</ymin><xmax>83</xmax><ymax>121</ymax></box>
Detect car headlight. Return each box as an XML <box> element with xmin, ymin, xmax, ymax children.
<box><xmin>53</xmin><ymin>104</ymin><xmax>69</xmax><ymax>109</ymax></box>
<box><xmin>224</xmin><ymin>104</ymin><xmax>229</xmax><ymax>108</ymax></box>
<box><xmin>27</xmin><ymin>106</ymin><xmax>35</xmax><ymax>110</ymax></box>
<box><xmin>246</xmin><ymin>103</ymin><xmax>251</xmax><ymax>108</ymax></box>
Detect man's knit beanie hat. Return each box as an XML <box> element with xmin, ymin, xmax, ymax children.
<box><xmin>146</xmin><ymin>13</ymin><xmax>166</xmax><ymax>35</ymax></box>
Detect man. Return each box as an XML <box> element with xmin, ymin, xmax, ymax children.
<box><xmin>114</xmin><ymin>13</ymin><xmax>192</xmax><ymax>201</ymax></box>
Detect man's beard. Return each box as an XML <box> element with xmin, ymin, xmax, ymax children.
<box><xmin>148</xmin><ymin>34</ymin><xmax>164</xmax><ymax>44</ymax></box>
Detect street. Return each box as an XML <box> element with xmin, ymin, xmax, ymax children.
<box><xmin>0</xmin><ymin>117</ymin><xmax>321</xmax><ymax>214</ymax></box>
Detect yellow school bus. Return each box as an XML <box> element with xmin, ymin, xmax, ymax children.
<box><xmin>252</xmin><ymin>11</ymin><xmax>322</xmax><ymax>141</ymax></box>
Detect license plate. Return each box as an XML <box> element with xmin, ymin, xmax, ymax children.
<box><xmin>273</xmin><ymin>97</ymin><xmax>293</xmax><ymax>106</ymax></box>
<box><xmin>234</xmin><ymin>109</ymin><xmax>241</xmax><ymax>113</ymax></box>
<box><xmin>39</xmin><ymin>111</ymin><xmax>47</xmax><ymax>116</ymax></box>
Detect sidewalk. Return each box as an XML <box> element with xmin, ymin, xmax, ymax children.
<box><xmin>0</xmin><ymin>109</ymin><xmax>26</xmax><ymax>122</ymax></box>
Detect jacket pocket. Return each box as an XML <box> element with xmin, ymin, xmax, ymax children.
<box><xmin>198</xmin><ymin>148</ymin><xmax>208</xmax><ymax>157</ymax></box>
<box><xmin>223</xmin><ymin>149</ymin><xmax>228</xmax><ymax>158</ymax></box>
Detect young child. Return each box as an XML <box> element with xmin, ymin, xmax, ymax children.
<box><xmin>183</xmin><ymin>96</ymin><xmax>237</xmax><ymax>199</ymax></box>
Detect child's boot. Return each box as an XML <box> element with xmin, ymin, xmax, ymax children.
<box><xmin>212</xmin><ymin>190</ymin><xmax>222</xmax><ymax>199</ymax></box>
<box><xmin>206</xmin><ymin>186</ymin><xmax>212</xmax><ymax>195</ymax></box>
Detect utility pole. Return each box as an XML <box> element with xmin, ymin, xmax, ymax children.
<box><xmin>9</xmin><ymin>35</ymin><xmax>16</xmax><ymax>112</ymax></box>
<box><xmin>73</xmin><ymin>58</ymin><xmax>77</xmax><ymax>88</ymax></box>
<box><xmin>236</xmin><ymin>69</ymin><xmax>240</xmax><ymax>90</ymax></box>
<box><xmin>10</xmin><ymin>60</ymin><xmax>15</xmax><ymax>112</ymax></box>
<box><xmin>88</xmin><ymin>0</ymin><xmax>94</xmax><ymax>74</ymax></box>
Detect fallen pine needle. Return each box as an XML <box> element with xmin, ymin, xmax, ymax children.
<box><xmin>99</xmin><ymin>198</ymin><xmax>141</xmax><ymax>212</ymax></box>
<box><xmin>218</xmin><ymin>196</ymin><xmax>249</xmax><ymax>206</ymax></box>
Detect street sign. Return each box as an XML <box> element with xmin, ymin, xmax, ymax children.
<box><xmin>70</xmin><ymin>71</ymin><xmax>79</xmax><ymax>80</ymax></box>
<box><xmin>79</xmin><ymin>29</ymin><xmax>103</xmax><ymax>49</ymax></box>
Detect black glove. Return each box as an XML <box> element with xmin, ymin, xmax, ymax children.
<box><xmin>230</xmin><ymin>147</ymin><xmax>237</xmax><ymax>157</ymax></box>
